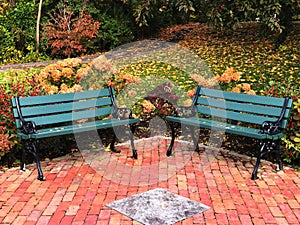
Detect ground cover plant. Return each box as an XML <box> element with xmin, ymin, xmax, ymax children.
<box><xmin>0</xmin><ymin>22</ymin><xmax>299</xmax><ymax>168</ymax></box>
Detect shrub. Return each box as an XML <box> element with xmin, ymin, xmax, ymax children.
<box><xmin>0</xmin><ymin>2</ymin><xmax>10</xmax><ymax>15</ymax></box>
<box><xmin>216</xmin><ymin>67</ymin><xmax>256</xmax><ymax>94</ymax></box>
<box><xmin>44</xmin><ymin>3</ymin><xmax>101</xmax><ymax>58</ymax></box>
<box><xmin>206</xmin><ymin>1</ymin><xmax>246</xmax><ymax>30</ymax></box>
<box><xmin>34</xmin><ymin>58</ymin><xmax>90</xmax><ymax>94</ymax></box>
<box><xmin>0</xmin><ymin>71</ymin><xmax>41</xmax><ymax>160</ymax></box>
<box><xmin>95</xmin><ymin>13</ymin><xmax>135</xmax><ymax>51</ymax></box>
<box><xmin>0</xmin><ymin>66</ymin><xmax>85</xmax><ymax>164</ymax></box>
<box><xmin>0</xmin><ymin>0</ymin><xmax>49</xmax><ymax>65</ymax></box>
<box><xmin>282</xmin><ymin>96</ymin><xmax>300</xmax><ymax>165</ymax></box>
<box><xmin>0</xmin><ymin>126</ymin><xmax>13</xmax><ymax>158</ymax></box>
<box><xmin>81</xmin><ymin>56</ymin><xmax>192</xmax><ymax>133</ymax></box>
<box><xmin>0</xmin><ymin>0</ymin><xmax>37</xmax><ymax>54</ymax></box>
<box><xmin>262</xmin><ymin>81</ymin><xmax>300</xmax><ymax>165</ymax></box>
<box><xmin>0</xmin><ymin>23</ymin><xmax>25</xmax><ymax>65</ymax></box>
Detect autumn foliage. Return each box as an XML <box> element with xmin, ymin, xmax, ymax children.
<box><xmin>0</xmin><ymin>77</ymin><xmax>41</xmax><ymax>158</ymax></box>
<box><xmin>34</xmin><ymin>58</ymin><xmax>89</xmax><ymax>94</ymax></box>
<box><xmin>45</xmin><ymin>8</ymin><xmax>100</xmax><ymax>58</ymax></box>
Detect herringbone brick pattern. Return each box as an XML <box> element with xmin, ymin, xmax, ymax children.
<box><xmin>0</xmin><ymin>137</ymin><xmax>299</xmax><ymax>225</ymax></box>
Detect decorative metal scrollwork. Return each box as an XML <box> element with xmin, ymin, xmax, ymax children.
<box><xmin>112</xmin><ymin>107</ymin><xmax>132</xmax><ymax>120</ymax></box>
<box><xmin>260</xmin><ymin>121</ymin><xmax>282</xmax><ymax>135</ymax></box>
<box><xmin>21</xmin><ymin>121</ymin><xmax>37</xmax><ymax>135</ymax></box>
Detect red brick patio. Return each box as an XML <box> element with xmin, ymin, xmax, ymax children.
<box><xmin>0</xmin><ymin>136</ymin><xmax>300</xmax><ymax>225</ymax></box>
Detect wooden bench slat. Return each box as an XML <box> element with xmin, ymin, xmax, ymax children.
<box><xmin>195</xmin><ymin>105</ymin><xmax>282</xmax><ymax>126</ymax></box>
<box><xmin>13</xmin><ymin>97</ymin><xmax>112</xmax><ymax>118</ymax></box>
<box><xmin>200</xmin><ymin>87</ymin><xmax>292</xmax><ymax>107</ymax></box>
<box><xmin>12</xmin><ymin>89</ymin><xmax>111</xmax><ymax>107</ymax></box>
<box><xmin>15</xmin><ymin>107</ymin><xmax>112</xmax><ymax>127</ymax></box>
<box><xmin>197</xmin><ymin>97</ymin><xmax>289</xmax><ymax>118</ymax></box>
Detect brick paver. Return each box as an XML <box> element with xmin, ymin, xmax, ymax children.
<box><xmin>0</xmin><ymin>136</ymin><xmax>299</xmax><ymax>224</ymax></box>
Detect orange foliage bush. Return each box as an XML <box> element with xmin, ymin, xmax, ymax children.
<box><xmin>34</xmin><ymin>58</ymin><xmax>89</xmax><ymax>94</ymax></box>
<box><xmin>216</xmin><ymin>68</ymin><xmax>255</xmax><ymax>95</ymax></box>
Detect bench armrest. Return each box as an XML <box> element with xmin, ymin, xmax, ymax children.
<box><xmin>260</xmin><ymin>121</ymin><xmax>282</xmax><ymax>135</ymax></box>
<box><xmin>20</xmin><ymin>120</ymin><xmax>37</xmax><ymax>135</ymax></box>
<box><xmin>174</xmin><ymin>106</ymin><xmax>196</xmax><ymax>118</ymax></box>
<box><xmin>14</xmin><ymin>96</ymin><xmax>37</xmax><ymax>134</ymax></box>
<box><xmin>260</xmin><ymin>96</ymin><xmax>291</xmax><ymax>135</ymax></box>
<box><xmin>172</xmin><ymin>86</ymin><xmax>200</xmax><ymax>118</ymax></box>
<box><xmin>112</xmin><ymin>106</ymin><xmax>133</xmax><ymax>120</ymax></box>
<box><xmin>108</xmin><ymin>86</ymin><xmax>134</xmax><ymax>119</ymax></box>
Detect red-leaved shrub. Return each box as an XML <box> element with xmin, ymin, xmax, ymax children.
<box><xmin>45</xmin><ymin>7</ymin><xmax>101</xmax><ymax>58</ymax></box>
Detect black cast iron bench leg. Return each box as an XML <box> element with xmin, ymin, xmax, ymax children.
<box><xmin>190</xmin><ymin>126</ymin><xmax>200</xmax><ymax>152</ymax></box>
<box><xmin>109</xmin><ymin>125</ymin><xmax>137</xmax><ymax>159</ymax></box>
<box><xmin>20</xmin><ymin>140</ymin><xmax>26</xmax><ymax>172</ymax></box>
<box><xmin>252</xmin><ymin>139</ymin><xmax>282</xmax><ymax>180</ymax></box>
<box><xmin>129</xmin><ymin>124</ymin><xmax>138</xmax><ymax>159</ymax></box>
<box><xmin>251</xmin><ymin>142</ymin><xmax>264</xmax><ymax>180</ymax></box>
<box><xmin>166</xmin><ymin>122</ymin><xmax>200</xmax><ymax>156</ymax></box>
<box><xmin>167</xmin><ymin>121</ymin><xmax>175</xmax><ymax>156</ymax></box>
<box><xmin>23</xmin><ymin>139</ymin><xmax>45</xmax><ymax>181</ymax></box>
<box><xmin>275</xmin><ymin>139</ymin><xmax>283</xmax><ymax>171</ymax></box>
<box><xmin>110</xmin><ymin>132</ymin><xmax>120</xmax><ymax>153</ymax></box>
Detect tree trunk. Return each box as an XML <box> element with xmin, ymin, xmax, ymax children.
<box><xmin>36</xmin><ymin>0</ymin><xmax>43</xmax><ymax>54</ymax></box>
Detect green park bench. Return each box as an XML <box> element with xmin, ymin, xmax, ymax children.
<box><xmin>11</xmin><ymin>87</ymin><xmax>140</xmax><ymax>181</ymax></box>
<box><xmin>166</xmin><ymin>86</ymin><xmax>293</xmax><ymax>180</ymax></box>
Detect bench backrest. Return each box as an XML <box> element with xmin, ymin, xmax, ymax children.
<box><xmin>11</xmin><ymin>88</ymin><xmax>115</xmax><ymax>129</ymax></box>
<box><xmin>192</xmin><ymin>86</ymin><xmax>293</xmax><ymax>129</ymax></box>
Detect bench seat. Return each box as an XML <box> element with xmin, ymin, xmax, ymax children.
<box><xmin>166</xmin><ymin>117</ymin><xmax>284</xmax><ymax>140</ymax></box>
<box><xmin>17</xmin><ymin>118</ymin><xmax>140</xmax><ymax>139</ymax></box>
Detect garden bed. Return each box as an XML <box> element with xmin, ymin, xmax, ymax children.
<box><xmin>1</xmin><ymin>22</ymin><xmax>299</xmax><ymax>168</ymax></box>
